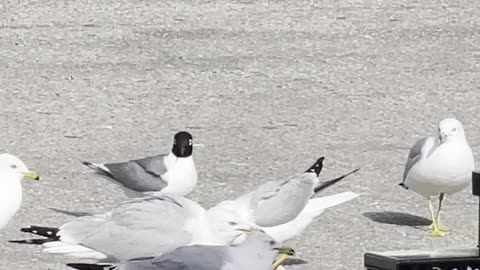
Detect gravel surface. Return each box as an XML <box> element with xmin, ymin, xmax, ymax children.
<box><xmin>1</xmin><ymin>0</ymin><xmax>480</xmax><ymax>269</ymax></box>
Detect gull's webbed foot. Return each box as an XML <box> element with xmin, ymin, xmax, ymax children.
<box><xmin>430</xmin><ymin>228</ymin><xmax>446</xmax><ymax>237</ymax></box>
<box><xmin>428</xmin><ymin>219</ymin><xmax>448</xmax><ymax>232</ymax></box>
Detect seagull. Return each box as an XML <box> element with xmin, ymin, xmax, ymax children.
<box><xmin>0</xmin><ymin>153</ymin><xmax>40</xmax><ymax>230</ymax></box>
<box><xmin>66</xmin><ymin>232</ymin><xmax>295</xmax><ymax>270</ymax></box>
<box><xmin>81</xmin><ymin>131</ymin><xmax>197</xmax><ymax>197</ymax></box>
<box><xmin>399</xmin><ymin>118</ymin><xmax>475</xmax><ymax>236</ymax></box>
<box><xmin>209</xmin><ymin>157</ymin><xmax>360</xmax><ymax>243</ymax></box>
<box><xmin>12</xmin><ymin>192</ymin><xmax>260</xmax><ymax>261</ymax></box>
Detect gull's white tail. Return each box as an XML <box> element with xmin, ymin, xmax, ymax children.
<box><xmin>43</xmin><ymin>241</ymin><xmax>107</xmax><ymax>260</ymax></box>
<box><xmin>303</xmin><ymin>191</ymin><xmax>359</xmax><ymax>219</ymax></box>
<box><xmin>263</xmin><ymin>192</ymin><xmax>359</xmax><ymax>243</ymax></box>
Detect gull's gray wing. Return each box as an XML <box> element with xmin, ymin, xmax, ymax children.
<box><xmin>250</xmin><ymin>173</ymin><xmax>317</xmax><ymax>227</ymax></box>
<box><xmin>402</xmin><ymin>137</ymin><xmax>428</xmax><ymax>182</ymax></box>
<box><xmin>133</xmin><ymin>155</ymin><xmax>169</xmax><ymax>177</ymax></box>
<box><xmin>58</xmin><ymin>194</ymin><xmax>194</xmax><ymax>260</ymax></box>
<box><xmin>104</xmin><ymin>155</ymin><xmax>168</xmax><ymax>192</ymax></box>
<box><xmin>148</xmin><ymin>245</ymin><xmax>226</xmax><ymax>270</ymax></box>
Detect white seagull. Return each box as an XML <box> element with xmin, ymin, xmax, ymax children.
<box><xmin>0</xmin><ymin>153</ymin><xmax>40</xmax><ymax>230</ymax></box>
<box><xmin>400</xmin><ymin>118</ymin><xmax>475</xmax><ymax>236</ymax></box>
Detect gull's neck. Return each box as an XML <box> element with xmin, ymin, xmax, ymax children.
<box><xmin>190</xmin><ymin>211</ymin><xmax>228</xmax><ymax>245</ymax></box>
<box><xmin>164</xmin><ymin>151</ymin><xmax>194</xmax><ymax>166</ymax></box>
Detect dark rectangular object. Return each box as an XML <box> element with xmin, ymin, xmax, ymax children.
<box><xmin>472</xmin><ymin>171</ymin><xmax>480</xmax><ymax>196</ymax></box>
<box><xmin>365</xmin><ymin>249</ymin><xmax>480</xmax><ymax>270</ymax></box>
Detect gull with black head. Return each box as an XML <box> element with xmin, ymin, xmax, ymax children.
<box><xmin>82</xmin><ymin>131</ymin><xmax>197</xmax><ymax>197</ymax></box>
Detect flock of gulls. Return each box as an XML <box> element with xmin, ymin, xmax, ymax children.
<box><xmin>0</xmin><ymin>117</ymin><xmax>475</xmax><ymax>269</ymax></box>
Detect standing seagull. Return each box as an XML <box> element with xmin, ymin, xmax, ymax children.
<box><xmin>399</xmin><ymin>118</ymin><xmax>475</xmax><ymax>237</ymax></box>
<box><xmin>0</xmin><ymin>153</ymin><xmax>40</xmax><ymax>230</ymax></box>
<box><xmin>82</xmin><ymin>131</ymin><xmax>197</xmax><ymax>197</ymax></box>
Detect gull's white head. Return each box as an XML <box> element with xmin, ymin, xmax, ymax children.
<box><xmin>437</xmin><ymin>118</ymin><xmax>466</xmax><ymax>143</ymax></box>
<box><xmin>207</xmin><ymin>204</ymin><xmax>263</xmax><ymax>245</ymax></box>
<box><xmin>236</xmin><ymin>232</ymin><xmax>295</xmax><ymax>269</ymax></box>
<box><xmin>0</xmin><ymin>154</ymin><xmax>40</xmax><ymax>181</ymax></box>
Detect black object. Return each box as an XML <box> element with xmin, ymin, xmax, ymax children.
<box><xmin>305</xmin><ymin>157</ymin><xmax>325</xmax><ymax>177</ymax></box>
<box><xmin>313</xmin><ymin>168</ymin><xmax>360</xmax><ymax>194</ymax></box>
<box><xmin>364</xmin><ymin>171</ymin><xmax>480</xmax><ymax>270</ymax></box>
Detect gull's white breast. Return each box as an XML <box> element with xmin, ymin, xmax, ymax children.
<box><xmin>161</xmin><ymin>156</ymin><xmax>197</xmax><ymax>196</ymax></box>
<box><xmin>405</xmin><ymin>141</ymin><xmax>474</xmax><ymax>197</ymax></box>
<box><xmin>0</xmin><ymin>173</ymin><xmax>23</xmax><ymax>230</ymax></box>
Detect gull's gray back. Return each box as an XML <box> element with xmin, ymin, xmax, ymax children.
<box><xmin>149</xmin><ymin>245</ymin><xmax>226</xmax><ymax>270</ymax></box>
<box><xmin>252</xmin><ymin>173</ymin><xmax>316</xmax><ymax>227</ymax></box>
<box><xmin>104</xmin><ymin>155</ymin><xmax>168</xmax><ymax>192</ymax></box>
<box><xmin>60</xmin><ymin>194</ymin><xmax>193</xmax><ymax>260</ymax></box>
<box><xmin>403</xmin><ymin>137</ymin><xmax>428</xmax><ymax>182</ymax></box>
<box><xmin>120</xmin><ymin>232</ymin><xmax>277</xmax><ymax>270</ymax></box>
<box><xmin>134</xmin><ymin>155</ymin><xmax>169</xmax><ymax>176</ymax></box>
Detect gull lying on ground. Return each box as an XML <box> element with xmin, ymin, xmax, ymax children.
<box><xmin>82</xmin><ymin>131</ymin><xmax>197</xmax><ymax>197</ymax></box>
<box><xmin>209</xmin><ymin>157</ymin><xmax>360</xmax><ymax>243</ymax></box>
<box><xmin>66</xmin><ymin>232</ymin><xmax>295</xmax><ymax>270</ymax></box>
<box><xmin>13</xmin><ymin>192</ymin><xmax>258</xmax><ymax>261</ymax></box>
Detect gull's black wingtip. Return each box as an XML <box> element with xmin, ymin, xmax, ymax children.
<box><xmin>19</xmin><ymin>225</ymin><xmax>60</xmax><ymax>239</ymax></box>
<box><xmin>67</xmin><ymin>263</ymin><xmax>114</xmax><ymax>270</ymax></box>
<box><xmin>8</xmin><ymin>238</ymin><xmax>54</xmax><ymax>245</ymax></box>
<box><xmin>313</xmin><ymin>167</ymin><xmax>360</xmax><ymax>194</ymax></box>
<box><xmin>305</xmin><ymin>157</ymin><xmax>325</xmax><ymax>176</ymax></box>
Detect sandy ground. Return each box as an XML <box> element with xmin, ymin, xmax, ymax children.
<box><xmin>1</xmin><ymin>0</ymin><xmax>480</xmax><ymax>269</ymax></box>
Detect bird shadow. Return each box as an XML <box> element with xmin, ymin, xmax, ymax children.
<box><xmin>283</xmin><ymin>258</ymin><xmax>309</xmax><ymax>266</ymax></box>
<box><xmin>363</xmin><ymin>211</ymin><xmax>431</xmax><ymax>227</ymax></box>
<box><xmin>49</xmin><ymin>208</ymin><xmax>92</xmax><ymax>217</ymax></box>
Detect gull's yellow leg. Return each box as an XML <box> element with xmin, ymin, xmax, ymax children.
<box><xmin>436</xmin><ymin>193</ymin><xmax>448</xmax><ymax>231</ymax></box>
<box><xmin>435</xmin><ymin>218</ymin><xmax>448</xmax><ymax>231</ymax></box>
<box><xmin>273</xmin><ymin>253</ymin><xmax>289</xmax><ymax>270</ymax></box>
<box><xmin>428</xmin><ymin>193</ymin><xmax>448</xmax><ymax>231</ymax></box>
<box><xmin>427</xmin><ymin>199</ymin><xmax>445</xmax><ymax>237</ymax></box>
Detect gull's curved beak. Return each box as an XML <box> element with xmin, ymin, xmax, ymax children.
<box><xmin>236</xmin><ymin>226</ymin><xmax>265</xmax><ymax>233</ymax></box>
<box><xmin>274</xmin><ymin>247</ymin><xmax>295</xmax><ymax>256</ymax></box>
<box><xmin>439</xmin><ymin>132</ymin><xmax>447</xmax><ymax>143</ymax></box>
<box><xmin>272</xmin><ymin>247</ymin><xmax>295</xmax><ymax>269</ymax></box>
<box><xmin>23</xmin><ymin>171</ymin><xmax>40</xmax><ymax>181</ymax></box>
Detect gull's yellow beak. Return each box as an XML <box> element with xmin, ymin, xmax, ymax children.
<box><xmin>236</xmin><ymin>227</ymin><xmax>265</xmax><ymax>233</ymax></box>
<box><xmin>272</xmin><ymin>247</ymin><xmax>295</xmax><ymax>269</ymax></box>
<box><xmin>24</xmin><ymin>171</ymin><xmax>40</xmax><ymax>181</ymax></box>
<box><xmin>439</xmin><ymin>132</ymin><xmax>447</xmax><ymax>143</ymax></box>
<box><xmin>274</xmin><ymin>247</ymin><xmax>295</xmax><ymax>256</ymax></box>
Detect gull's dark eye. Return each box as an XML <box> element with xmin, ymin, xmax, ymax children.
<box><xmin>10</xmin><ymin>164</ymin><xmax>17</xmax><ymax>169</ymax></box>
<box><xmin>228</xmin><ymin>221</ymin><xmax>237</xmax><ymax>226</ymax></box>
<box><xmin>269</xmin><ymin>240</ymin><xmax>275</xmax><ymax>246</ymax></box>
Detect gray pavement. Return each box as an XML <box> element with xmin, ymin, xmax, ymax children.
<box><xmin>1</xmin><ymin>0</ymin><xmax>480</xmax><ymax>269</ymax></box>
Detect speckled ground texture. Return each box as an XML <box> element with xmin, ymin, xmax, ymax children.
<box><xmin>1</xmin><ymin>0</ymin><xmax>480</xmax><ymax>269</ymax></box>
